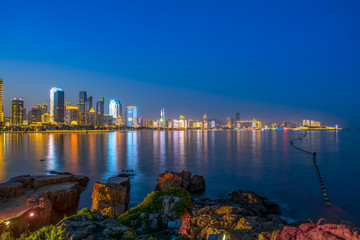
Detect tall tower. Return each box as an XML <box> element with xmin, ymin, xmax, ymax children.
<box><xmin>96</xmin><ymin>97</ymin><xmax>104</xmax><ymax>127</ymax></box>
<box><xmin>160</xmin><ymin>108</ymin><xmax>165</xmax><ymax>127</ymax></box>
<box><xmin>50</xmin><ymin>87</ymin><xmax>65</xmax><ymax>123</ymax></box>
<box><xmin>0</xmin><ymin>79</ymin><xmax>3</xmax><ymax>125</ymax></box>
<box><xmin>125</xmin><ymin>105</ymin><xmax>137</xmax><ymax>127</ymax></box>
<box><xmin>12</xmin><ymin>98</ymin><xmax>24</xmax><ymax>126</ymax></box>
<box><xmin>109</xmin><ymin>99</ymin><xmax>121</xmax><ymax>119</ymax></box>
<box><xmin>77</xmin><ymin>91</ymin><xmax>87</xmax><ymax>125</ymax></box>
<box><xmin>203</xmin><ymin>114</ymin><xmax>208</xmax><ymax>129</ymax></box>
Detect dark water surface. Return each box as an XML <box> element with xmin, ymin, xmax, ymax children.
<box><xmin>0</xmin><ymin>130</ymin><xmax>359</xmax><ymax>224</ymax></box>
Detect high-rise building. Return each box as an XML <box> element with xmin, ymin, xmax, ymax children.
<box><xmin>125</xmin><ymin>105</ymin><xmax>138</xmax><ymax>127</ymax></box>
<box><xmin>160</xmin><ymin>108</ymin><xmax>165</xmax><ymax>127</ymax></box>
<box><xmin>50</xmin><ymin>87</ymin><xmax>65</xmax><ymax>123</ymax></box>
<box><xmin>235</xmin><ymin>112</ymin><xmax>240</xmax><ymax>122</ymax></box>
<box><xmin>77</xmin><ymin>91</ymin><xmax>87</xmax><ymax>125</ymax></box>
<box><xmin>96</xmin><ymin>97</ymin><xmax>104</xmax><ymax>127</ymax></box>
<box><xmin>109</xmin><ymin>99</ymin><xmax>122</xmax><ymax>119</ymax></box>
<box><xmin>88</xmin><ymin>108</ymin><xmax>96</xmax><ymax>126</ymax></box>
<box><xmin>203</xmin><ymin>114</ymin><xmax>208</xmax><ymax>129</ymax></box>
<box><xmin>0</xmin><ymin>79</ymin><xmax>3</xmax><ymax>125</ymax></box>
<box><xmin>66</xmin><ymin>105</ymin><xmax>79</xmax><ymax>125</ymax></box>
<box><xmin>11</xmin><ymin>98</ymin><xmax>24</xmax><ymax>126</ymax></box>
<box><xmin>29</xmin><ymin>105</ymin><xmax>44</xmax><ymax>123</ymax></box>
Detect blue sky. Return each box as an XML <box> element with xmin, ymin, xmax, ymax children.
<box><xmin>0</xmin><ymin>0</ymin><xmax>359</xmax><ymax>126</ymax></box>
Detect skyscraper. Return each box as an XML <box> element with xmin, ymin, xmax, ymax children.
<box><xmin>0</xmin><ymin>79</ymin><xmax>3</xmax><ymax>125</ymax></box>
<box><xmin>109</xmin><ymin>99</ymin><xmax>122</xmax><ymax>119</ymax></box>
<box><xmin>125</xmin><ymin>105</ymin><xmax>138</xmax><ymax>127</ymax></box>
<box><xmin>86</xmin><ymin>96</ymin><xmax>93</xmax><ymax>125</ymax></box>
<box><xmin>235</xmin><ymin>112</ymin><xmax>240</xmax><ymax>122</ymax></box>
<box><xmin>160</xmin><ymin>108</ymin><xmax>165</xmax><ymax>127</ymax></box>
<box><xmin>203</xmin><ymin>114</ymin><xmax>208</xmax><ymax>129</ymax></box>
<box><xmin>77</xmin><ymin>91</ymin><xmax>87</xmax><ymax>125</ymax></box>
<box><xmin>50</xmin><ymin>87</ymin><xmax>65</xmax><ymax>123</ymax></box>
<box><xmin>12</xmin><ymin>98</ymin><xmax>24</xmax><ymax>126</ymax></box>
<box><xmin>96</xmin><ymin>97</ymin><xmax>104</xmax><ymax>127</ymax></box>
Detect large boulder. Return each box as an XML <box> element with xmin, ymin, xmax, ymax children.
<box><xmin>189</xmin><ymin>190</ymin><xmax>286</xmax><ymax>240</ymax></box>
<box><xmin>91</xmin><ymin>177</ymin><xmax>130</xmax><ymax>217</ymax></box>
<box><xmin>155</xmin><ymin>170</ymin><xmax>205</xmax><ymax>193</ymax></box>
<box><xmin>0</xmin><ymin>172</ymin><xmax>89</xmax><ymax>237</ymax></box>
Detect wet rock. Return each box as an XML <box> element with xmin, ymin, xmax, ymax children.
<box><xmin>0</xmin><ymin>173</ymin><xmax>89</xmax><ymax>237</ymax></box>
<box><xmin>91</xmin><ymin>177</ymin><xmax>130</xmax><ymax>217</ymax></box>
<box><xmin>0</xmin><ymin>182</ymin><xmax>23</xmax><ymax>197</ymax></box>
<box><xmin>9</xmin><ymin>175</ymin><xmax>35</xmax><ymax>188</ymax></box>
<box><xmin>34</xmin><ymin>175</ymin><xmax>74</xmax><ymax>189</ymax></box>
<box><xmin>155</xmin><ymin>170</ymin><xmax>206</xmax><ymax>193</ymax></box>
<box><xmin>189</xmin><ymin>174</ymin><xmax>206</xmax><ymax>192</ymax></box>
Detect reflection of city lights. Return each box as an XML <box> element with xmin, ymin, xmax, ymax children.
<box><xmin>29</xmin><ymin>212</ymin><xmax>35</xmax><ymax>217</ymax></box>
<box><xmin>223</xmin><ymin>235</ymin><xmax>226</xmax><ymax>240</ymax></box>
<box><xmin>5</xmin><ymin>221</ymin><xmax>10</xmax><ymax>225</ymax></box>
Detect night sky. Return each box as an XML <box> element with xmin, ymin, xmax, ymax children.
<box><xmin>1</xmin><ymin>1</ymin><xmax>359</xmax><ymax>127</ymax></box>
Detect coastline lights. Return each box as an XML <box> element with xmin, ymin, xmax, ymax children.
<box><xmin>29</xmin><ymin>212</ymin><xmax>35</xmax><ymax>218</ymax></box>
<box><xmin>5</xmin><ymin>221</ymin><xmax>10</xmax><ymax>226</ymax></box>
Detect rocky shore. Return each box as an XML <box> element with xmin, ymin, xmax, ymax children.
<box><xmin>0</xmin><ymin>170</ymin><xmax>359</xmax><ymax>240</ymax></box>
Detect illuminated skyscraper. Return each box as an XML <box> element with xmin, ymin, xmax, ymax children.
<box><xmin>0</xmin><ymin>79</ymin><xmax>3</xmax><ymax>125</ymax></box>
<box><xmin>66</xmin><ymin>105</ymin><xmax>79</xmax><ymax>125</ymax></box>
<box><xmin>12</xmin><ymin>98</ymin><xmax>24</xmax><ymax>126</ymax></box>
<box><xmin>88</xmin><ymin>108</ymin><xmax>96</xmax><ymax>126</ymax></box>
<box><xmin>160</xmin><ymin>108</ymin><xmax>165</xmax><ymax>127</ymax></box>
<box><xmin>125</xmin><ymin>105</ymin><xmax>138</xmax><ymax>127</ymax></box>
<box><xmin>96</xmin><ymin>97</ymin><xmax>104</xmax><ymax>127</ymax></box>
<box><xmin>77</xmin><ymin>91</ymin><xmax>87</xmax><ymax>125</ymax></box>
<box><xmin>50</xmin><ymin>87</ymin><xmax>65</xmax><ymax>123</ymax></box>
<box><xmin>109</xmin><ymin>99</ymin><xmax>122</xmax><ymax>119</ymax></box>
<box><xmin>203</xmin><ymin>114</ymin><xmax>208</xmax><ymax>129</ymax></box>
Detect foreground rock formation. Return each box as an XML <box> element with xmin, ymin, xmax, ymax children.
<box><xmin>91</xmin><ymin>175</ymin><xmax>130</xmax><ymax>218</ymax></box>
<box><xmin>118</xmin><ymin>187</ymin><xmax>192</xmax><ymax>234</ymax></box>
<box><xmin>189</xmin><ymin>190</ymin><xmax>284</xmax><ymax>239</ymax></box>
<box><xmin>0</xmin><ymin>172</ymin><xmax>89</xmax><ymax>237</ymax></box>
<box><xmin>261</xmin><ymin>219</ymin><xmax>360</xmax><ymax>240</ymax></box>
<box><xmin>155</xmin><ymin>170</ymin><xmax>205</xmax><ymax>193</ymax></box>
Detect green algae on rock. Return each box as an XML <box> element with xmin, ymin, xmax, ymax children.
<box><xmin>119</xmin><ymin>188</ymin><xmax>192</xmax><ymax>232</ymax></box>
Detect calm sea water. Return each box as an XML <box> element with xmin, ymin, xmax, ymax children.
<box><xmin>0</xmin><ymin>130</ymin><xmax>359</xmax><ymax>224</ymax></box>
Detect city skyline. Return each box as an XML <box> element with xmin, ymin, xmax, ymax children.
<box><xmin>1</xmin><ymin>1</ymin><xmax>360</xmax><ymax>127</ymax></box>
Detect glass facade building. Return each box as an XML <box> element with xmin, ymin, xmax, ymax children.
<box><xmin>50</xmin><ymin>87</ymin><xmax>65</xmax><ymax>123</ymax></box>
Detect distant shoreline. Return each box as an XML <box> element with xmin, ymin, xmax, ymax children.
<box><xmin>0</xmin><ymin>129</ymin><xmax>342</xmax><ymax>134</ymax></box>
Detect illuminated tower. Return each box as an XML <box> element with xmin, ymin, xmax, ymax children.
<box><xmin>203</xmin><ymin>114</ymin><xmax>208</xmax><ymax>129</ymax></box>
<box><xmin>77</xmin><ymin>91</ymin><xmax>87</xmax><ymax>125</ymax></box>
<box><xmin>125</xmin><ymin>105</ymin><xmax>138</xmax><ymax>127</ymax></box>
<box><xmin>109</xmin><ymin>99</ymin><xmax>122</xmax><ymax>119</ymax></box>
<box><xmin>227</xmin><ymin>117</ymin><xmax>231</xmax><ymax>128</ymax></box>
<box><xmin>96</xmin><ymin>97</ymin><xmax>104</xmax><ymax>127</ymax></box>
<box><xmin>160</xmin><ymin>108</ymin><xmax>165</xmax><ymax>127</ymax></box>
<box><xmin>50</xmin><ymin>87</ymin><xmax>65</xmax><ymax>123</ymax></box>
<box><xmin>0</xmin><ymin>79</ymin><xmax>3</xmax><ymax>125</ymax></box>
<box><xmin>12</xmin><ymin>98</ymin><xmax>24</xmax><ymax>126</ymax></box>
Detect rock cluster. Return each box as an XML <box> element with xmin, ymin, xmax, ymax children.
<box><xmin>119</xmin><ymin>188</ymin><xmax>192</xmax><ymax>234</ymax></box>
<box><xmin>155</xmin><ymin>170</ymin><xmax>205</xmax><ymax>193</ymax></box>
<box><xmin>58</xmin><ymin>209</ymin><xmax>134</xmax><ymax>240</ymax></box>
<box><xmin>261</xmin><ymin>220</ymin><xmax>360</xmax><ymax>240</ymax></box>
<box><xmin>91</xmin><ymin>176</ymin><xmax>130</xmax><ymax>218</ymax></box>
<box><xmin>0</xmin><ymin>172</ymin><xmax>89</xmax><ymax>237</ymax></box>
<box><xmin>189</xmin><ymin>190</ymin><xmax>285</xmax><ymax>239</ymax></box>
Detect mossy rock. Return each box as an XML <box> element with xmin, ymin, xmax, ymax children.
<box><xmin>119</xmin><ymin>188</ymin><xmax>192</xmax><ymax>229</ymax></box>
